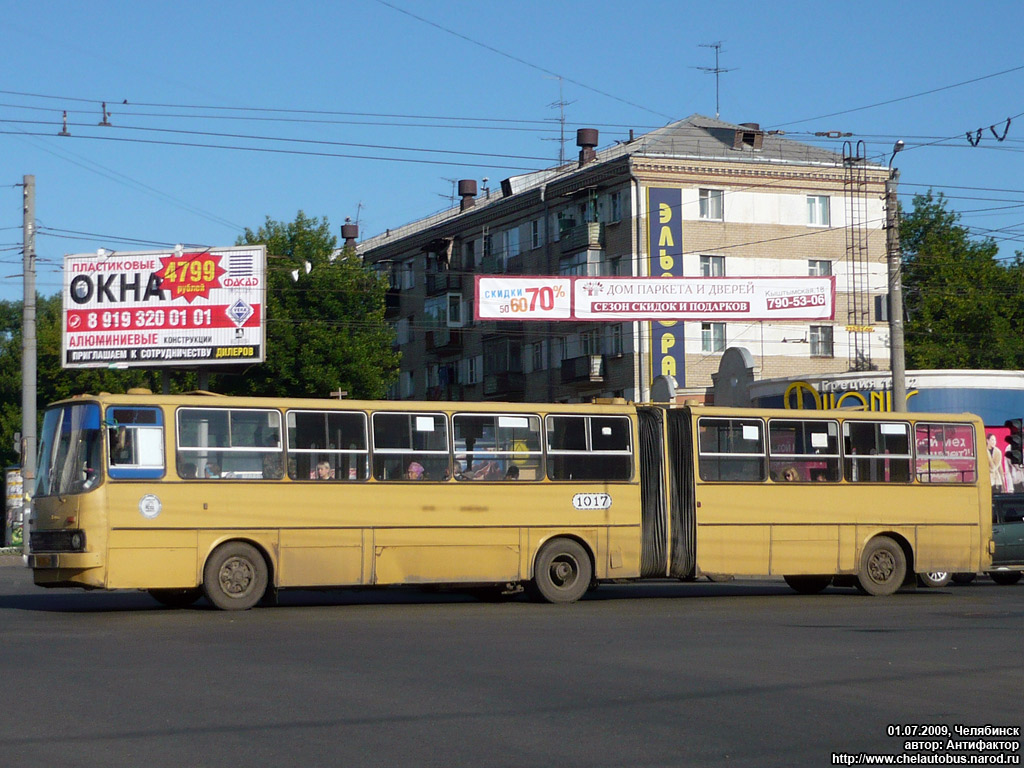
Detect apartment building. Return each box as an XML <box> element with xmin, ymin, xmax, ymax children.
<box><xmin>357</xmin><ymin>115</ymin><xmax>891</xmax><ymax>403</ymax></box>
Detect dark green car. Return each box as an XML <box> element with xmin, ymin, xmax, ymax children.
<box><xmin>952</xmin><ymin>493</ymin><xmax>1024</xmax><ymax>585</ymax></box>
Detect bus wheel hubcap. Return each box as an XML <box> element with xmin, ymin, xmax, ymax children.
<box><xmin>220</xmin><ymin>557</ymin><xmax>255</xmax><ymax>596</ymax></box>
<box><xmin>550</xmin><ymin>557</ymin><xmax>577</xmax><ymax>587</ymax></box>
<box><xmin>868</xmin><ymin>551</ymin><xmax>895</xmax><ymax>582</ymax></box>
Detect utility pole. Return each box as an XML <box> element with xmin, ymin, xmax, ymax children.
<box><xmin>21</xmin><ymin>175</ymin><xmax>37</xmax><ymax>551</ymax></box>
<box><xmin>885</xmin><ymin>143</ymin><xmax>907</xmax><ymax>412</ymax></box>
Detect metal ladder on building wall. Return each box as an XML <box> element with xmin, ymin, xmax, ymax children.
<box><xmin>843</xmin><ymin>140</ymin><xmax>874</xmax><ymax>371</ymax></box>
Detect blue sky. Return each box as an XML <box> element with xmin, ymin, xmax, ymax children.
<box><xmin>3</xmin><ymin>0</ymin><xmax>1023</xmax><ymax>301</ymax></box>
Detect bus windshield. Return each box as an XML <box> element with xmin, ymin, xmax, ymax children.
<box><xmin>36</xmin><ymin>402</ymin><xmax>103</xmax><ymax>497</ymax></box>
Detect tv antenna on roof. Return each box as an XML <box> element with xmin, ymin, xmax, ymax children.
<box><xmin>544</xmin><ymin>76</ymin><xmax>576</xmax><ymax>165</ymax></box>
<box><xmin>693</xmin><ymin>41</ymin><xmax>735</xmax><ymax>119</ymax></box>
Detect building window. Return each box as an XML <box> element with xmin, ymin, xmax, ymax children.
<box><xmin>807</xmin><ymin>195</ymin><xmax>830</xmax><ymax>227</ymax></box>
<box><xmin>699</xmin><ymin>188</ymin><xmax>724</xmax><ymax>221</ymax></box>
<box><xmin>700</xmin><ymin>255</ymin><xmax>725</xmax><ymax>277</ymax></box>
<box><xmin>504</xmin><ymin>227</ymin><xmax>520</xmax><ymax>259</ymax></box>
<box><xmin>464</xmin><ymin>240</ymin><xmax>476</xmax><ymax>271</ymax></box>
<box><xmin>808</xmin><ymin>259</ymin><xmax>832</xmax><ymax>277</ymax></box>
<box><xmin>609</xmin><ymin>191</ymin><xmax>623</xmax><ymax>223</ymax></box>
<box><xmin>531</xmin><ymin>340</ymin><xmax>546</xmax><ymax>371</ymax></box>
<box><xmin>398</xmin><ymin>259</ymin><xmax>414</xmax><ymax>290</ymax></box>
<box><xmin>395</xmin><ymin>318</ymin><xmax>410</xmax><ymax>345</ymax></box>
<box><xmin>810</xmin><ymin>325</ymin><xmax>834</xmax><ymax>357</ymax></box>
<box><xmin>531</xmin><ymin>219</ymin><xmax>543</xmax><ymax>250</ymax></box>
<box><xmin>447</xmin><ymin>293</ymin><xmax>463</xmax><ymax>328</ymax></box>
<box><xmin>580</xmin><ymin>329</ymin><xmax>601</xmax><ymax>356</ymax></box>
<box><xmin>555</xmin><ymin>336</ymin><xmax>567</xmax><ymax>362</ymax></box>
<box><xmin>559</xmin><ymin>250</ymin><xmax>602</xmax><ymax>277</ymax></box>
<box><xmin>701</xmin><ymin>322</ymin><xmax>726</xmax><ymax>353</ymax></box>
<box><xmin>400</xmin><ymin>371</ymin><xmax>415</xmax><ymax>398</ymax></box>
<box><xmin>607</xmin><ymin>324</ymin><xmax>624</xmax><ymax>356</ymax></box>
<box><xmin>874</xmin><ymin>294</ymin><xmax>889</xmax><ymax>323</ymax></box>
<box><xmin>464</xmin><ymin>356</ymin><xmax>481</xmax><ymax>385</ymax></box>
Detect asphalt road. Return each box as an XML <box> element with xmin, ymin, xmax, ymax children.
<box><xmin>0</xmin><ymin>557</ymin><xmax>1021</xmax><ymax>768</ymax></box>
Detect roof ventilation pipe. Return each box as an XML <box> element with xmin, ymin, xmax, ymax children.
<box><xmin>577</xmin><ymin>128</ymin><xmax>599</xmax><ymax>166</ymax></box>
<box><xmin>341</xmin><ymin>220</ymin><xmax>359</xmax><ymax>247</ymax></box>
<box><xmin>458</xmin><ymin>179</ymin><xmax>478</xmax><ymax>211</ymax></box>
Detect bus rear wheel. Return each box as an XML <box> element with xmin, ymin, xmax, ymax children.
<box><xmin>148</xmin><ymin>587</ymin><xmax>202</xmax><ymax>608</ymax></box>
<box><xmin>530</xmin><ymin>539</ymin><xmax>592</xmax><ymax>604</ymax></box>
<box><xmin>784</xmin><ymin>575</ymin><xmax>832</xmax><ymax>594</ymax></box>
<box><xmin>857</xmin><ymin>536</ymin><xmax>906</xmax><ymax>596</ymax></box>
<box><xmin>203</xmin><ymin>542</ymin><xmax>268</xmax><ymax>611</ymax></box>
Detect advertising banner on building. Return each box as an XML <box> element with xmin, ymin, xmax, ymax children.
<box><xmin>62</xmin><ymin>245</ymin><xmax>266</xmax><ymax>368</ymax></box>
<box><xmin>647</xmin><ymin>187</ymin><xmax>684</xmax><ymax>385</ymax></box>
<box><xmin>474</xmin><ymin>276</ymin><xmax>836</xmax><ymax>321</ymax></box>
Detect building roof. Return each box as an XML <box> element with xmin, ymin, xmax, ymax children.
<box><xmin>358</xmin><ymin>114</ymin><xmax>882</xmax><ymax>255</ymax></box>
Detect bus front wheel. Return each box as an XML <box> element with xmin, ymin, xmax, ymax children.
<box><xmin>530</xmin><ymin>539</ymin><xmax>592</xmax><ymax>604</ymax></box>
<box><xmin>203</xmin><ymin>542</ymin><xmax>269</xmax><ymax>611</ymax></box>
<box><xmin>857</xmin><ymin>536</ymin><xmax>906</xmax><ymax>596</ymax></box>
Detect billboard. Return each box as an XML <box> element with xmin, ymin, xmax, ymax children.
<box><xmin>62</xmin><ymin>245</ymin><xmax>266</xmax><ymax>368</ymax></box>
<box><xmin>647</xmin><ymin>187</ymin><xmax>685</xmax><ymax>386</ymax></box>
<box><xmin>475</xmin><ymin>276</ymin><xmax>836</xmax><ymax>322</ymax></box>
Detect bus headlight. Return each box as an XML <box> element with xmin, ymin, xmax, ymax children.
<box><xmin>69</xmin><ymin>531</ymin><xmax>86</xmax><ymax>551</ymax></box>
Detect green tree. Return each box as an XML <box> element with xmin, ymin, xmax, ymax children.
<box><xmin>217</xmin><ymin>211</ymin><xmax>399</xmax><ymax>399</ymax></box>
<box><xmin>900</xmin><ymin>191</ymin><xmax>1024</xmax><ymax>369</ymax></box>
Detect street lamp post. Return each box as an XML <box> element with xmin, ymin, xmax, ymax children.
<box><xmin>886</xmin><ymin>141</ymin><xmax>907</xmax><ymax>412</ymax></box>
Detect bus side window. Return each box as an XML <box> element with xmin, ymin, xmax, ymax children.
<box><xmin>767</xmin><ymin>419</ymin><xmax>840</xmax><ymax>483</ymax></box>
<box><xmin>371</xmin><ymin>412</ymin><xmax>449</xmax><ymax>482</ymax></box>
<box><xmin>545</xmin><ymin>415</ymin><xmax>632</xmax><ymax>481</ymax></box>
<box><xmin>697</xmin><ymin>418</ymin><xmax>765</xmax><ymax>482</ymax></box>
<box><xmin>107</xmin><ymin>407</ymin><xmax>165</xmax><ymax>480</ymax></box>
<box><xmin>843</xmin><ymin>421</ymin><xmax>912</xmax><ymax>483</ymax></box>
<box><xmin>287</xmin><ymin>410</ymin><xmax>369</xmax><ymax>481</ymax></box>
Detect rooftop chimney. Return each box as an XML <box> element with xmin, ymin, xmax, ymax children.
<box><xmin>458</xmin><ymin>179</ymin><xmax>478</xmax><ymax>211</ymax></box>
<box><xmin>341</xmin><ymin>219</ymin><xmax>359</xmax><ymax>247</ymax></box>
<box><xmin>577</xmin><ymin>128</ymin><xmax>599</xmax><ymax>166</ymax></box>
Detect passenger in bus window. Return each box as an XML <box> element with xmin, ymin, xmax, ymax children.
<box><xmin>465</xmin><ymin>460</ymin><xmax>500</xmax><ymax>480</ymax></box>
<box><xmin>205</xmin><ymin>463</ymin><xmax>221</xmax><ymax>479</ymax></box>
<box><xmin>315</xmin><ymin>461</ymin><xmax>334</xmax><ymax>481</ymax></box>
<box><xmin>504</xmin><ymin>465</ymin><xmax>520</xmax><ymax>481</ymax></box>
<box><xmin>781</xmin><ymin>467</ymin><xmax>800</xmax><ymax>482</ymax></box>
<box><xmin>181</xmin><ymin>463</ymin><xmax>197</xmax><ymax>479</ymax></box>
<box><xmin>405</xmin><ymin>462</ymin><xmax>424</xmax><ymax>480</ymax></box>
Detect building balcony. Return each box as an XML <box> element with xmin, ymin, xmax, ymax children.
<box><xmin>483</xmin><ymin>372</ymin><xmax>525</xmax><ymax>398</ymax></box>
<box><xmin>560</xmin><ymin>222</ymin><xmax>604</xmax><ymax>254</ymax></box>
<box><xmin>426</xmin><ymin>272</ymin><xmax>463</xmax><ymax>295</ymax></box>
<box><xmin>561</xmin><ymin>355</ymin><xmax>605</xmax><ymax>384</ymax></box>
<box><xmin>506</xmin><ymin>253</ymin><xmax>526</xmax><ymax>274</ymax></box>
<box><xmin>425</xmin><ymin>327</ymin><xmax>464</xmax><ymax>355</ymax></box>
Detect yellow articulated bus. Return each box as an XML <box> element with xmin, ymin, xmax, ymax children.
<box><xmin>26</xmin><ymin>391</ymin><xmax>992</xmax><ymax>610</ymax></box>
